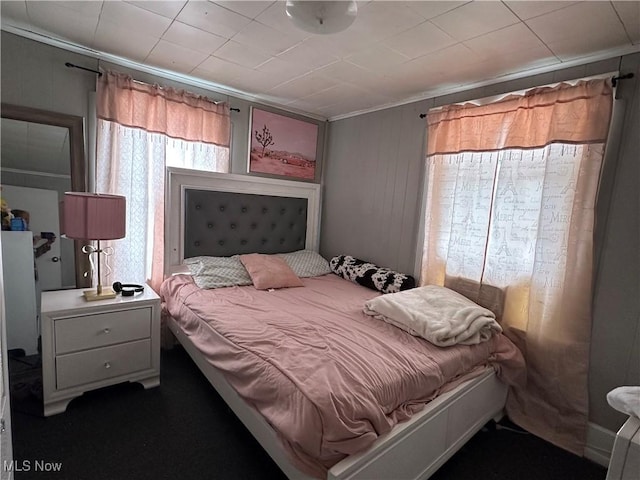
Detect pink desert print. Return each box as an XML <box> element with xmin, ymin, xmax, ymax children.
<box><xmin>249</xmin><ymin>108</ymin><xmax>318</xmax><ymax>180</ymax></box>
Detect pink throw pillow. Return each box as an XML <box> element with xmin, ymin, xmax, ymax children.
<box><xmin>239</xmin><ymin>253</ymin><xmax>304</xmax><ymax>290</ymax></box>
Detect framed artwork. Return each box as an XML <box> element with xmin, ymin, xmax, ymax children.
<box><xmin>248</xmin><ymin>107</ymin><xmax>320</xmax><ymax>181</ymax></box>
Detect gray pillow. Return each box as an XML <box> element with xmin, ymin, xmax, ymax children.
<box><xmin>277</xmin><ymin>250</ymin><xmax>332</xmax><ymax>278</ymax></box>
<box><xmin>184</xmin><ymin>255</ymin><xmax>252</xmax><ymax>289</ymax></box>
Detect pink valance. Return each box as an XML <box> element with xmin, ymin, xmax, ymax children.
<box><xmin>96</xmin><ymin>71</ymin><xmax>230</xmax><ymax>147</ymax></box>
<box><xmin>427</xmin><ymin>79</ymin><xmax>613</xmax><ymax>156</ymax></box>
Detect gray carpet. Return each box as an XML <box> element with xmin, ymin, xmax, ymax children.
<box><xmin>10</xmin><ymin>348</ymin><xmax>607</xmax><ymax>480</ymax></box>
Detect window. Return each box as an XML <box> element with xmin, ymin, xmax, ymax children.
<box><xmin>420</xmin><ymin>78</ymin><xmax>613</xmax><ymax>455</ymax></box>
<box><xmin>95</xmin><ymin>71</ymin><xmax>230</xmax><ymax>290</ymax></box>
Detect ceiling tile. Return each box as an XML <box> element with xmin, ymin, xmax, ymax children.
<box><xmin>145</xmin><ymin>39</ymin><xmax>209</xmax><ymax>73</ymax></box>
<box><xmin>300</xmin><ymin>84</ymin><xmax>370</xmax><ymax>108</ymax></box>
<box><xmin>406</xmin><ymin>1</ymin><xmax>469</xmax><ymax>20</ymax></box>
<box><xmin>212</xmin><ymin>41</ymin><xmax>272</xmax><ymax>69</ymax></box>
<box><xmin>25</xmin><ymin>2</ymin><xmax>99</xmax><ymax>47</ymax></box>
<box><xmin>51</xmin><ymin>1</ymin><xmax>104</xmax><ymax>16</ymax></box>
<box><xmin>192</xmin><ymin>59</ymin><xmax>265</xmax><ymax>97</ymax></box>
<box><xmin>126</xmin><ymin>1</ymin><xmax>187</xmax><ymax>19</ymax></box>
<box><xmin>382</xmin><ymin>20</ymin><xmax>458</xmax><ymax>60</ymax></box>
<box><xmin>430</xmin><ymin>1</ymin><xmax>520</xmax><ymax>41</ymax></box>
<box><xmin>269</xmin><ymin>73</ymin><xmax>338</xmax><ymax>100</ymax></box>
<box><xmin>161</xmin><ymin>21</ymin><xmax>227</xmax><ymax>55</ymax></box>
<box><xmin>346</xmin><ymin>2</ymin><xmax>426</xmax><ymax>41</ymax></box>
<box><xmin>276</xmin><ymin>39</ymin><xmax>340</xmax><ymax>70</ymax></box>
<box><xmin>392</xmin><ymin>43</ymin><xmax>480</xmax><ymax>79</ymax></box>
<box><xmin>253</xmin><ymin>2</ymin><xmax>311</xmax><ymax>41</ymax></box>
<box><xmin>1</xmin><ymin>1</ymin><xmax>31</xmax><ymax>25</ymax></box>
<box><xmin>213</xmin><ymin>1</ymin><xmax>273</xmax><ymax>19</ymax></box>
<box><xmin>100</xmin><ymin>1</ymin><xmax>172</xmax><ymax>38</ymax></box>
<box><xmin>176</xmin><ymin>1</ymin><xmax>252</xmax><ymax>39</ymax></box>
<box><xmin>345</xmin><ymin>45</ymin><xmax>410</xmax><ymax>73</ymax></box>
<box><xmin>232</xmin><ymin>20</ymin><xmax>302</xmax><ymax>56</ymax></box>
<box><xmin>468</xmin><ymin>48</ymin><xmax>561</xmax><ymax>83</ymax></box>
<box><xmin>93</xmin><ymin>19</ymin><xmax>158</xmax><ymax>62</ymax></box>
<box><xmin>314</xmin><ymin>61</ymin><xmax>376</xmax><ymax>84</ymax></box>
<box><xmin>526</xmin><ymin>2</ymin><xmax>630</xmax><ymax>60</ymax></box>
<box><xmin>504</xmin><ymin>1</ymin><xmax>579</xmax><ymax>21</ymax></box>
<box><xmin>463</xmin><ymin>23</ymin><xmax>554</xmax><ymax>60</ymax></box>
<box><xmin>224</xmin><ymin>72</ymin><xmax>286</xmax><ymax>94</ymax></box>
<box><xmin>612</xmin><ymin>1</ymin><xmax>640</xmax><ymax>44</ymax></box>
<box><xmin>255</xmin><ymin>57</ymin><xmax>312</xmax><ymax>84</ymax></box>
<box><xmin>292</xmin><ymin>34</ymin><xmax>363</xmax><ymax>60</ymax></box>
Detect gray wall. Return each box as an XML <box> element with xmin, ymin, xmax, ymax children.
<box><xmin>322</xmin><ymin>54</ymin><xmax>640</xmax><ymax>434</ymax></box>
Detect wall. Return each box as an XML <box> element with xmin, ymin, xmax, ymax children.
<box><xmin>322</xmin><ymin>54</ymin><xmax>640</xmax><ymax>434</ymax></box>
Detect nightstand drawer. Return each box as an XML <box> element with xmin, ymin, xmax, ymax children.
<box><xmin>55</xmin><ymin>308</ymin><xmax>152</xmax><ymax>354</ymax></box>
<box><xmin>56</xmin><ymin>339</ymin><xmax>152</xmax><ymax>390</ymax></box>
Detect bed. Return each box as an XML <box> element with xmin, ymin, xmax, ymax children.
<box><xmin>161</xmin><ymin>167</ymin><xmax>525</xmax><ymax>480</ymax></box>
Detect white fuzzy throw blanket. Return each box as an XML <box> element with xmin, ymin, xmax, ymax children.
<box><xmin>363</xmin><ymin>285</ymin><xmax>502</xmax><ymax>347</ymax></box>
<box><xmin>607</xmin><ymin>386</ymin><xmax>640</xmax><ymax>418</ymax></box>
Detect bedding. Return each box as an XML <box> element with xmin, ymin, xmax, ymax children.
<box><xmin>239</xmin><ymin>253</ymin><xmax>304</xmax><ymax>290</ymax></box>
<box><xmin>363</xmin><ymin>285</ymin><xmax>502</xmax><ymax>347</ymax></box>
<box><xmin>329</xmin><ymin>254</ymin><xmax>416</xmax><ymax>293</ymax></box>
<box><xmin>183</xmin><ymin>255</ymin><xmax>252</xmax><ymax>289</ymax></box>
<box><xmin>277</xmin><ymin>249</ymin><xmax>332</xmax><ymax>278</ymax></box>
<box><xmin>161</xmin><ymin>273</ymin><xmax>525</xmax><ymax>478</ymax></box>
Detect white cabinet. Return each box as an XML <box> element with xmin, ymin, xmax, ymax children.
<box><xmin>607</xmin><ymin>416</ymin><xmax>640</xmax><ymax>480</ymax></box>
<box><xmin>1</xmin><ymin>231</ymin><xmax>38</xmax><ymax>356</ymax></box>
<box><xmin>40</xmin><ymin>288</ymin><xmax>160</xmax><ymax>416</ymax></box>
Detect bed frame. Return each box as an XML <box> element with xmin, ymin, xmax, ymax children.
<box><xmin>163</xmin><ymin>167</ymin><xmax>508</xmax><ymax>480</ymax></box>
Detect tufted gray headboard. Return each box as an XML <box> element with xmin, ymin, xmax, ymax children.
<box><xmin>184</xmin><ymin>189</ymin><xmax>307</xmax><ymax>258</ymax></box>
<box><xmin>165</xmin><ymin>168</ymin><xmax>321</xmax><ymax>276</ymax></box>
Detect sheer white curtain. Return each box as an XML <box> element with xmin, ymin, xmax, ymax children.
<box><xmin>421</xmin><ymin>79</ymin><xmax>613</xmax><ymax>455</ymax></box>
<box><xmin>95</xmin><ymin>71</ymin><xmax>230</xmax><ymax>292</ymax></box>
<box><xmin>96</xmin><ymin>121</ymin><xmax>229</xmax><ymax>290</ymax></box>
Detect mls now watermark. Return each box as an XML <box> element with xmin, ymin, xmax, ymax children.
<box><xmin>4</xmin><ymin>460</ymin><xmax>63</xmax><ymax>472</ymax></box>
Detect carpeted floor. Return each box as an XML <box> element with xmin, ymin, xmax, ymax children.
<box><xmin>10</xmin><ymin>347</ymin><xmax>607</xmax><ymax>480</ymax></box>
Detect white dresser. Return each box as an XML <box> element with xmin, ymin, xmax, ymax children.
<box><xmin>40</xmin><ymin>288</ymin><xmax>160</xmax><ymax>416</ymax></box>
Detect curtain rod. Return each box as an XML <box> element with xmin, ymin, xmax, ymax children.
<box><xmin>65</xmin><ymin>62</ymin><xmax>102</xmax><ymax>77</ymax></box>
<box><xmin>611</xmin><ymin>73</ymin><xmax>634</xmax><ymax>87</ymax></box>
<box><xmin>418</xmin><ymin>73</ymin><xmax>635</xmax><ymax>118</ymax></box>
<box><xmin>66</xmin><ymin>62</ymin><xmax>241</xmax><ymax>112</ymax></box>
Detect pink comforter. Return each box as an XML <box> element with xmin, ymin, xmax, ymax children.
<box><xmin>161</xmin><ymin>273</ymin><xmax>524</xmax><ymax>478</ymax></box>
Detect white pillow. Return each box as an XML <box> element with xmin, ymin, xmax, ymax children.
<box><xmin>184</xmin><ymin>255</ymin><xmax>252</xmax><ymax>289</ymax></box>
<box><xmin>277</xmin><ymin>250</ymin><xmax>332</xmax><ymax>278</ymax></box>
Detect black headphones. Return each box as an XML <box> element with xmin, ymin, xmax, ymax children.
<box><xmin>112</xmin><ymin>282</ymin><xmax>145</xmax><ymax>297</ymax></box>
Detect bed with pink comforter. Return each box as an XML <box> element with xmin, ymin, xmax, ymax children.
<box><xmin>161</xmin><ymin>273</ymin><xmax>524</xmax><ymax>478</ymax></box>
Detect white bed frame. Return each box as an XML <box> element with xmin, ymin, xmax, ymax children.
<box><xmin>163</xmin><ymin>167</ymin><xmax>508</xmax><ymax>480</ymax></box>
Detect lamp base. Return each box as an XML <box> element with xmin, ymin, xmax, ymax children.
<box><xmin>83</xmin><ymin>287</ymin><xmax>117</xmax><ymax>301</ymax></box>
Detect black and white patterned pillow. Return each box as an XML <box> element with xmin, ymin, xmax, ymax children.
<box><xmin>329</xmin><ymin>255</ymin><xmax>416</xmax><ymax>294</ymax></box>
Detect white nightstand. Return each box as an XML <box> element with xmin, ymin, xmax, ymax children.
<box><xmin>41</xmin><ymin>288</ymin><xmax>161</xmax><ymax>416</ymax></box>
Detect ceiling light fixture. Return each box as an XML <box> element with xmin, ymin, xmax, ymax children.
<box><xmin>285</xmin><ymin>1</ymin><xmax>358</xmax><ymax>35</ymax></box>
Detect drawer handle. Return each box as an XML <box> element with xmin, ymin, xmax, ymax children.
<box><xmin>103</xmin><ymin>328</ymin><xmax>111</xmax><ymax>334</ymax></box>
<box><xmin>104</xmin><ymin>362</ymin><xmax>111</xmax><ymax>369</ymax></box>
<box><xmin>1</xmin><ymin>419</ymin><xmax>5</xmax><ymax>433</ymax></box>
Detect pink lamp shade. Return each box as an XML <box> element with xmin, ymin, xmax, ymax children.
<box><xmin>63</xmin><ymin>192</ymin><xmax>126</xmax><ymax>240</ymax></box>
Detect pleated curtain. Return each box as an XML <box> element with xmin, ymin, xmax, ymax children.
<box><xmin>422</xmin><ymin>79</ymin><xmax>613</xmax><ymax>455</ymax></box>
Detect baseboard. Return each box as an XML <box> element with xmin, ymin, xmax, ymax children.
<box><xmin>585</xmin><ymin>422</ymin><xmax>616</xmax><ymax>467</ymax></box>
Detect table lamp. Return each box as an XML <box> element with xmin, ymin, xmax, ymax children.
<box><xmin>63</xmin><ymin>192</ymin><xmax>126</xmax><ymax>301</ymax></box>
